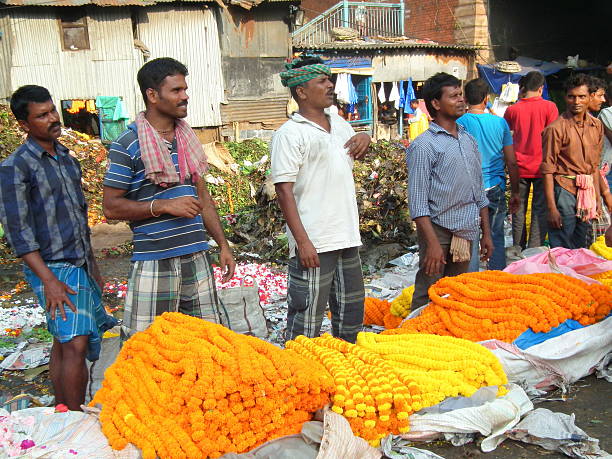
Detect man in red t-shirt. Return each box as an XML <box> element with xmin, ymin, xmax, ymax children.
<box><xmin>504</xmin><ymin>71</ymin><xmax>559</xmax><ymax>248</ymax></box>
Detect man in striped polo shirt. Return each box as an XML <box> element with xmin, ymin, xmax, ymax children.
<box><xmin>103</xmin><ymin>58</ymin><xmax>235</xmax><ymax>337</ymax></box>
<box><xmin>407</xmin><ymin>73</ymin><xmax>493</xmax><ymax>309</ymax></box>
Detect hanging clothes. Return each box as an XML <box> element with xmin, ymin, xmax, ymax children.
<box><xmin>335</xmin><ymin>73</ymin><xmax>351</xmax><ymax>105</ymax></box>
<box><xmin>398</xmin><ymin>81</ymin><xmax>406</xmax><ymax>109</ymax></box>
<box><xmin>378</xmin><ymin>83</ymin><xmax>386</xmax><ymax>104</ymax></box>
<box><xmin>388</xmin><ymin>82</ymin><xmax>400</xmax><ymax>107</ymax></box>
<box><xmin>347</xmin><ymin>75</ymin><xmax>358</xmax><ymax>105</ymax></box>
<box><xmin>403</xmin><ymin>78</ymin><xmax>417</xmax><ymax>114</ymax></box>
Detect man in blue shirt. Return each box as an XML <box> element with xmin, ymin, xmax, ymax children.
<box><xmin>0</xmin><ymin>85</ymin><xmax>116</xmax><ymax>411</ymax></box>
<box><xmin>407</xmin><ymin>73</ymin><xmax>493</xmax><ymax>309</ymax></box>
<box><xmin>457</xmin><ymin>78</ymin><xmax>520</xmax><ymax>271</ymax></box>
<box><xmin>103</xmin><ymin>58</ymin><xmax>235</xmax><ymax>337</ymax></box>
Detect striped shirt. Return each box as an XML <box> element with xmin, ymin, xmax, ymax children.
<box><xmin>406</xmin><ymin>122</ymin><xmax>488</xmax><ymax>241</ymax></box>
<box><xmin>103</xmin><ymin>124</ymin><xmax>208</xmax><ymax>261</ymax></box>
<box><xmin>0</xmin><ymin>138</ymin><xmax>92</xmax><ymax>266</ymax></box>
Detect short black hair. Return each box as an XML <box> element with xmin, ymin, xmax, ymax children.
<box><xmin>588</xmin><ymin>76</ymin><xmax>606</xmax><ymax>94</ymax></box>
<box><xmin>520</xmin><ymin>71</ymin><xmax>545</xmax><ymax>92</ymax></box>
<box><xmin>564</xmin><ymin>73</ymin><xmax>591</xmax><ymax>93</ymax></box>
<box><xmin>422</xmin><ymin>72</ymin><xmax>461</xmax><ymax>116</ymax></box>
<box><xmin>10</xmin><ymin>85</ymin><xmax>52</xmax><ymax>121</ymax></box>
<box><xmin>137</xmin><ymin>57</ymin><xmax>188</xmax><ymax>105</ymax></box>
<box><xmin>288</xmin><ymin>55</ymin><xmax>326</xmax><ymax>100</ymax></box>
<box><xmin>464</xmin><ymin>78</ymin><xmax>489</xmax><ymax>106</ymax></box>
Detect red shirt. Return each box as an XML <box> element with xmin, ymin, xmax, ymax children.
<box><xmin>504</xmin><ymin>96</ymin><xmax>559</xmax><ymax>178</ymax></box>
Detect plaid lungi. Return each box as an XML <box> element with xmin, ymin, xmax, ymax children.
<box><xmin>123</xmin><ymin>251</ymin><xmax>220</xmax><ymax>338</ymax></box>
<box><xmin>285</xmin><ymin>247</ymin><xmax>365</xmax><ymax>344</ymax></box>
<box><xmin>24</xmin><ymin>262</ymin><xmax>117</xmax><ymax>361</ymax></box>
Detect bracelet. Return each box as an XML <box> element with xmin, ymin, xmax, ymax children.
<box><xmin>150</xmin><ymin>199</ymin><xmax>161</xmax><ymax>217</ymax></box>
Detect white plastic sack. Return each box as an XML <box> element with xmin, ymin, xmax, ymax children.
<box><xmin>483</xmin><ymin>316</ymin><xmax>612</xmax><ymax>393</ymax></box>
<box><xmin>506</xmin><ymin>408</ymin><xmax>610</xmax><ymax>458</ymax></box>
<box><xmin>402</xmin><ymin>383</ymin><xmax>533</xmax><ymax>452</ymax></box>
<box><xmin>6</xmin><ymin>407</ymin><xmax>140</xmax><ymax>458</ymax></box>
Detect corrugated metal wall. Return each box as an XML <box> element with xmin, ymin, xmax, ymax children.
<box><xmin>372</xmin><ymin>51</ymin><xmax>469</xmax><ymax>82</ymax></box>
<box><xmin>6</xmin><ymin>7</ymin><xmax>140</xmax><ymax>118</ymax></box>
<box><xmin>136</xmin><ymin>5</ymin><xmax>224</xmax><ymax>127</ymax></box>
<box><xmin>0</xmin><ymin>13</ymin><xmax>13</xmax><ymax>100</ymax></box>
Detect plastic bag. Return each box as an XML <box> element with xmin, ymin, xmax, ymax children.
<box><xmin>217</xmin><ymin>277</ymin><xmax>269</xmax><ymax>338</ymax></box>
<box><xmin>504</xmin><ymin>247</ymin><xmax>612</xmax><ymax>279</ymax></box>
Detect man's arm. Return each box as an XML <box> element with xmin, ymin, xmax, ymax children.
<box><xmin>541</xmin><ymin>126</ymin><xmax>562</xmax><ymax>228</ymax></box>
<box><xmin>503</xmin><ymin>145</ymin><xmax>520</xmax><ymax>214</ymax></box>
<box><xmin>407</xmin><ymin>142</ymin><xmax>445</xmax><ymax>276</ymax></box>
<box><xmin>196</xmin><ymin>181</ymin><xmax>235</xmax><ymax>282</ymax></box>
<box><xmin>606</xmin><ymin>224</ymin><xmax>612</xmax><ymax>247</ymax></box>
<box><xmin>479</xmin><ymin>207</ymin><xmax>494</xmax><ymax>261</ymax></box>
<box><xmin>103</xmin><ymin>186</ymin><xmax>203</xmax><ymax>221</ymax></box>
<box><xmin>275</xmin><ymin>182</ymin><xmax>319</xmax><ymax>268</ymax></box>
<box><xmin>543</xmin><ymin>173</ymin><xmax>562</xmax><ymax>228</ymax></box>
<box><xmin>414</xmin><ymin>216</ymin><xmax>446</xmax><ymax>276</ymax></box>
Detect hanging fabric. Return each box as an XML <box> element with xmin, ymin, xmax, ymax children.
<box><xmin>335</xmin><ymin>73</ymin><xmax>351</xmax><ymax>105</ymax></box>
<box><xmin>347</xmin><ymin>75</ymin><xmax>358</xmax><ymax>105</ymax></box>
<box><xmin>378</xmin><ymin>83</ymin><xmax>386</xmax><ymax>103</ymax></box>
<box><xmin>389</xmin><ymin>82</ymin><xmax>400</xmax><ymax>107</ymax></box>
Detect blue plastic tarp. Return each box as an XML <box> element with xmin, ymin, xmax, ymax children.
<box><xmin>477</xmin><ymin>56</ymin><xmax>565</xmax><ymax>100</ymax></box>
<box><xmin>513</xmin><ymin>319</ymin><xmax>584</xmax><ymax>350</ymax></box>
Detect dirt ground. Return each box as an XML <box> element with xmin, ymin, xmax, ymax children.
<box><xmin>0</xmin><ymin>254</ymin><xmax>610</xmax><ymax>458</ymax></box>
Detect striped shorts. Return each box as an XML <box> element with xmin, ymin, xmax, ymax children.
<box><xmin>122</xmin><ymin>251</ymin><xmax>220</xmax><ymax>338</ymax></box>
<box><xmin>285</xmin><ymin>246</ymin><xmax>365</xmax><ymax>344</ymax></box>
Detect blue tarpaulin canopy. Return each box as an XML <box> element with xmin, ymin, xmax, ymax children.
<box><xmin>477</xmin><ymin>56</ymin><xmax>566</xmax><ymax>99</ymax></box>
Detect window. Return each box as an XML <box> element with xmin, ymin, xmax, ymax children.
<box><xmin>59</xmin><ymin>10</ymin><xmax>90</xmax><ymax>51</ymax></box>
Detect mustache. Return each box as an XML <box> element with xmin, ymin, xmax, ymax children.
<box><xmin>49</xmin><ymin>122</ymin><xmax>61</xmax><ymax>131</ymax></box>
<box><xmin>178</xmin><ymin>101</ymin><xmax>188</xmax><ymax>107</ymax></box>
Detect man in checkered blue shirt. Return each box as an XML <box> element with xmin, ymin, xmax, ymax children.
<box><xmin>407</xmin><ymin>73</ymin><xmax>493</xmax><ymax>310</ymax></box>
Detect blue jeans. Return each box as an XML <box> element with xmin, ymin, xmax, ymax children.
<box><xmin>469</xmin><ymin>185</ymin><xmax>507</xmax><ymax>272</ymax></box>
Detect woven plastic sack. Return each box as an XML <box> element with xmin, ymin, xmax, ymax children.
<box><xmin>217</xmin><ymin>277</ymin><xmax>269</xmax><ymax>338</ymax></box>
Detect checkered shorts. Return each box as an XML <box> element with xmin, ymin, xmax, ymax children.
<box><xmin>122</xmin><ymin>251</ymin><xmax>220</xmax><ymax>339</ymax></box>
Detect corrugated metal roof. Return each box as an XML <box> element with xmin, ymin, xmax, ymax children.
<box><xmin>295</xmin><ymin>40</ymin><xmax>479</xmax><ymax>52</ymax></box>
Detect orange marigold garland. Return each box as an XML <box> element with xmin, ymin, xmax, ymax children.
<box><xmin>92</xmin><ymin>312</ymin><xmax>334</xmax><ymax>459</ymax></box>
<box><xmin>382</xmin><ymin>272</ymin><xmax>612</xmax><ymax>342</ymax></box>
<box><xmin>363</xmin><ymin>297</ymin><xmax>390</xmax><ymax>326</ymax></box>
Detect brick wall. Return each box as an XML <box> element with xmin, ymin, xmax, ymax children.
<box><xmin>300</xmin><ymin>0</ymin><xmax>340</xmax><ymax>22</ymax></box>
<box><xmin>405</xmin><ymin>0</ymin><xmax>460</xmax><ymax>44</ymax></box>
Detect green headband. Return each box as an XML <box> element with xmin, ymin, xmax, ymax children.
<box><xmin>280</xmin><ymin>63</ymin><xmax>332</xmax><ymax>88</ymax></box>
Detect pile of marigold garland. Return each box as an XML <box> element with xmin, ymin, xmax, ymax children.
<box><xmin>286</xmin><ymin>332</ymin><xmax>507</xmax><ymax>447</ymax></box>
<box><xmin>382</xmin><ymin>272</ymin><xmax>612</xmax><ymax>341</ymax></box>
<box><xmin>92</xmin><ymin>312</ymin><xmax>334</xmax><ymax>459</ymax></box>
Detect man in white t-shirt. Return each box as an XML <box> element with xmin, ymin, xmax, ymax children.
<box><xmin>271</xmin><ymin>56</ymin><xmax>371</xmax><ymax>343</ymax></box>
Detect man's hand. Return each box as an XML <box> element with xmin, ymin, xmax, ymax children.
<box><xmin>344</xmin><ymin>133</ymin><xmax>371</xmax><ymax>160</ymax></box>
<box><xmin>479</xmin><ymin>234</ymin><xmax>494</xmax><ymax>262</ymax></box>
<box><xmin>605</xmin><ymin>225</ymin><xmax>612</xmax><ymax>247</ymax></box>
<box><xmin>297</xmin><ymin>239</ymin><xmax>320</xmax><ymax>268</ymax></box>
<box><xmin>548</xmin><ymin>207</ymin><xmax>563</xmax><ymax>229</ymax></box>
<box><xmin>508</xmin><ymin>193</ymin><xmax>520</xmax><ymax>214</ymax></box>
<box><xmin>219</xmin><ymin>245</ymin><xmax>236</xmax><ymax>283</ymax></box>
<box><xmin>157</xmin><ymin>197</ymin><xmax>203</xmax><ymax>219</ymax></box>
<box><xmin>423</xmin><ymin>241</ymin><xmax>446</xmax><ymax>277</ymax></box>
<box><xmin>43</xmin><ymin>277</ymin><xmax>76</xmax><ymax>321</ymax></box>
